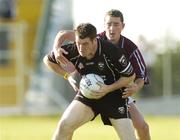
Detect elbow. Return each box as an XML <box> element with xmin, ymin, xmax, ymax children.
<box><xmin>57</xmin><ymin>30</ymin><xmax>66</xmax><ymax>37</ymax></box>
<box><xmin>43</xmin><ymin>55</ymin><xmax>49</xmax><ymax>66</ymax></box>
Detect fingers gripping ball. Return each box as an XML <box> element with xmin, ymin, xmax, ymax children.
<box><xmin>80</xmin><ymin>74</ymin><xmax>104</xmax><ymax>99</ymax></box>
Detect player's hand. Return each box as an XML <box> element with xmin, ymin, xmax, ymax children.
<box><xmin>54</xmin><ymin>47</ymin><xmax>76</xmax><ymax>73</ymax></box>
<box><xmin>68</xmin><ymin>76</ymin><xmax>79</xmax><ymax>92</ymax></box>
<box><xmin>122</xmin><ymin>83</ymin><xmax>139</xmax><ymax>98</ymax></box>
<box><xmin>67</xmin><ymin>71</ymin><xmax>81</xmax><ymax>92</ymax></box>
<box><xmin>54</xmin><ymin>47</ymin><xmax>69</xmax><ymax>65</ymax></box>
<box><xmin>89</xmin><ymin>82</ymin><xmax>109</xmax><ymax>99</ymax></box>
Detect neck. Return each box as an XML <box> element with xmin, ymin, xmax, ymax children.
<box><xmin>111</xmin><ymin>40</ymin><xmax>118</xmax><ymax>45</ymax></box>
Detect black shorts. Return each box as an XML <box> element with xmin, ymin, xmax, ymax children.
<box><xmin>74</xmin><ymin>90</ymin><xmax>130</xmax><ymax>125</ymax></box>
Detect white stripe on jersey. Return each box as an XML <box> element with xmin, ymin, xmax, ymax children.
<box><xmin>108</xmin><ymin>57</ymin><xmax>132</xmax><ymax>75</ymax></box>
<box><xmin>120</xmin><ymin>62</ymin><xmax>131</xmax><ymax>73</ymax></box>
<box><xmin>133</xmin><ymin>49</ymin><xmax>146</xmax><ymax>76</ymax></box>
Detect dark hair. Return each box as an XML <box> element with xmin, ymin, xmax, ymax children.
<box><xmin>105</xmin><ymin>9</ymin><xmax>124</xmax><ymax>22</ymax></box>
<box><xmin>74</xmin><ymin>23</ymin><xmax>97</xmax><ymax>40</ymax></box>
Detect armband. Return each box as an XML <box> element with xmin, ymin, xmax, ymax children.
<box><xmin>63</xmin><ymin>72</ymin><xmax>69</xmax><ymax>80</ymax></box>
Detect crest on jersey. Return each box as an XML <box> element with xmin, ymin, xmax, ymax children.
<box><xmin>78</xmin><ymin>63</ymin><xmax>84</xmax><ymax>69</ymax></box>
<box><xmin>98</xmin><ymin>62</ymin><xmax>105</xmax><ymax>71</ymax></box>
<box><xmin>118</xmin><ymin>55</ymin><xmax>128</xmax><ymax>66</ymax></box>
<box><xmin>118</xmin><ymin>107</ymin><xmax>125</xmax><ymax>114</ymax></box>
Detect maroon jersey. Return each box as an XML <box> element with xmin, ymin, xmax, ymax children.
<box><xmin>98</xmin><ymin>31</ymin><xmax>149</xmax><ymax>84</ymax></box>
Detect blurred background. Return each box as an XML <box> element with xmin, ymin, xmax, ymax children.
<box><xmin>0</xmin><ymin>0</ymin><xmax>180</xmax><ymax>116</ymax></box>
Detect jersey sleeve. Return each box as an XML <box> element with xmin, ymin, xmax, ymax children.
<box><xmin>123</xmin><ymin>37</ymin><xmax>149</xmax><ymax>84</ymax></box>
<box><xmin>115</xmin><ymin>51</ymin><xmax>134</xmax><ymax>77</ymax></box>
<box><xmin>108</xmin><ymin>45</ymin><xmax>134</xmax><ymax>77</ymax></box>
<box><xmin>129</xmin><ymin>48</ymin><xmax>149</xmax><ymax>84</ymax></box>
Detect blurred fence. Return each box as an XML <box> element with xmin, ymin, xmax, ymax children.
<box><xmin>0</xmin><ymin>22</ymin><xmax>27</xmax><ymax>109</ymax></box>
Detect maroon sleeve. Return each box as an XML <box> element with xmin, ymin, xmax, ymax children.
<box><xmin>129</xmin><ymin>48</ymin><xmax>149</xmax><ymax>84</ymax></box>
<box><xmin>123</xmin><ymin>37</ymin><xmax>149</xmax><ymax>85</ymax></box>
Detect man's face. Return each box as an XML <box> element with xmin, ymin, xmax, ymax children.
<box><xmin>75</xmin><ymin>36</ymin><xmax>96</xmax><ymax>59</ymax></box>
<box><xmin>104</xmin><ymin>16</ymin><xmax>124</xmax><ymax>44</ymax></box>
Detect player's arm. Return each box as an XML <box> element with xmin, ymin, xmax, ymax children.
<box><xmin>43</xmin><ymin>53</ymin><xmax>70</xmax><ymax>79</ymax></box>
<box><xmin>134</xmin><ymin>78</ymin><xmax>144</xmax><ymax>90</ymax></box>
<box><xmin>53</xmin><ymin>30</ymin><xmax>75</xmax><ymax>65</ymax></box>
<box><xmin>122</xmin><ymin>78</ymin><xmax>144</xmax><ymax>98</ymax></box>
<box><xmin>107</xmin><ymin>53</ymin><xmax>136</xmax><ymax>93</ymax></box>
<box><xmin>47</xmin><ymin>32</ymin><xmax>81</xmax><ymax>92</ymax></box>
<box><xmin>91</xmin><ymin>72</ymin><xmax>135</xmax><ymax>99</ymax></box>
<box><xmin>106</xmin><ymin>47</ymin><xmax>136</xmax><ymax>96</ymax></box>
<box><xmin>107</xmin><ymin>72</ymin><xmax>136</xmax><ymax>93</ymax></box>
<box><xmin>123</xmin><ymin>48</ymin><xmax>148</xmax><ymax>98</ymax></box>
<box><xmin>92</xmin><ymin>64</ymin><xmax>135</xmax><ymax>99</ymax></box>
<box><xmin>43</xmin><ymin>53</ymin><xmax>81</xmax><ymax>92</ymax></box>
<box><xmin>92</xmin><ymin>53</ymin><xmax>135</xmax><ymax>98</ymax></box>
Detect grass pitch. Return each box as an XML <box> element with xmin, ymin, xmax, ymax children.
<box><xmin>0</xmin><ymin>115</ymin><xmax>180</xmax><ymax>140</ymax></box>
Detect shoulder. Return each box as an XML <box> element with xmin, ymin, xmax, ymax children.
<box><xmin>99</xmin><ymin>39</ymin><xmax>125</xmax><ymax>57</ymax></box>
<box><xmin>122</xmin><ymin>35</ymin><xmax>138</xmax><ymax>50</ymax></box>
<box><xmin>97</xmin><ymin>31</ymin><xmax>107</xmax><ymax>40</ymax></box>
<box><xmin>61</xmin><ymin>43</ymin><xmax>79</xmax><ymax>59</ymax></box>
<box><xmin>99</xmin><ymin>38</ymin><xmax>117</xmax><ymax>50</ymax></box>
<box><xmin>120</xmin><ymin>35</ymin><xmax>141</xmax><ymax>57</ymax></box>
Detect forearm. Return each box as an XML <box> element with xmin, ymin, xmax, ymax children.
<box><xmin>43</xmin><ymin>55</ymin><xmax>68</xmax><ymax>78</ymax></box>
<box><xmin>134</xmin><ymin>78</ymin><xmax>144</xmax><ymax>92</ymax></box>
<box><xmin>108</xmin><ymin>73</ymin><xmax>135</xmax><ymax>92</ymax></box>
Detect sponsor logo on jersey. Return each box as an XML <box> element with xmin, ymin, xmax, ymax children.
<box><xmin>98</xmin><ymin>62</ymin><xmax>105</xmax><ymax>71</ymax></box>
<box><xmin>78</xmin><ymin>63</ymin><xmax>84</xmax><ymax>69</ymax></box>
<box><xmin>118</xmin><ymin>106</ymin><xmax>125</xmax><ymax>114</ymax></box>
<box><xmin>118</xmin><ymin>55</ymin><xmax>128</xmax><ymax>66</ymax></box>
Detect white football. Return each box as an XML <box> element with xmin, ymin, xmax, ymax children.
<box><xmin>79</xmin><ymin>73</ymin><xmax>104</xmax><ymax>99</ymax></box>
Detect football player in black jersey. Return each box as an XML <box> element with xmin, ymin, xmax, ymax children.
<box><xmin>50</xmin><ymin>9</ymin><xmax>151</xmax><ymax>140</ymax></box>
<box><xmin>44</xmin><ymin>23</ymin><xmax>136</xmax><ymax>140</ymax></box>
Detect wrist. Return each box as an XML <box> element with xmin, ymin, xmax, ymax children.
<box><xmin>134</xmin><ymin>79</ymin><xmax>144</xmax><ymax>92</ymax></box>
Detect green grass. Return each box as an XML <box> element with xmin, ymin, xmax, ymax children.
<box><xmin>0</xmin><ymin>115</ymin><xmax>180</xmax><ymax>140</ymax></box>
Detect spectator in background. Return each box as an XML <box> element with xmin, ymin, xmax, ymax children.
<box><xmin>0</xmin><ymin>0</ymin><xmax>16</xmax><ymax>65</ymax></box>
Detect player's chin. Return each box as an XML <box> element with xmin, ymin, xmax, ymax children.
<box><xmin>108</xmin><ymin>37</ymin><xmax>116</xmax><ymax>42</ymax></box>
